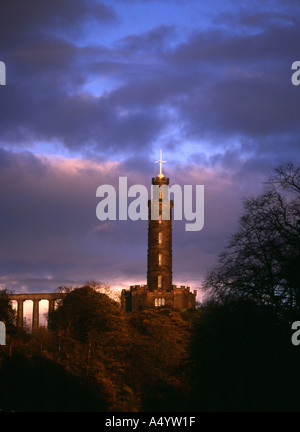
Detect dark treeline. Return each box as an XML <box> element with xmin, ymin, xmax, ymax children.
<box><xmin>1</xmin><ymin>163</ymin><xmax>300</xmax><ymax>412</ymax></box>
<box><xmin>0</xmin><ymin>287</ymin><xmax>300</xmax><ymax>412</ymax></box>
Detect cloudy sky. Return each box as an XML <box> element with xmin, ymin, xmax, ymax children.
<box><xmin>1</xmin><ymin>0</ymin><xmax>300</xmax><ymax>300</ymax></box>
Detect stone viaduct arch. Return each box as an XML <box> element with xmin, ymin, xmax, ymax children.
<box><xmin>8</xmin><ymin>293</ymin><xmax>64</xmax><ymax>331</ymax></box>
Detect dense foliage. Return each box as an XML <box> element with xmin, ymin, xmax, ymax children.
<box><xmin>0</xmin><ymin>285</ymin><xmax>192</xmax><ymax>412</ymax></box>
<box><xmin>1</xmin><ymin>284</ymin><xmax>300</xmax><ymax>412</ymax></box>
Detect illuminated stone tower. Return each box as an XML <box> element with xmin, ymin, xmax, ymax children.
<box><xmin>121</xmin><ymin>151</ymin><xmax>197</xmax><ymax>312</ymax></box>
<box><xmin>147</xmin><ymin>154</ymin><xmax>173</xmax><ymax>291</ymax></box>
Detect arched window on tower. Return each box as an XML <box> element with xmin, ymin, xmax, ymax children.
<box><xmin>158</xmin><ymin>253</ymin><xmax>162</xmax><ymax>266</ymax></box>
<box><xmin>158</xmin><ymin>275</ymin><xmax>162</xmax><ymax>288</ymax></box>
<box><xmin>158</xmin><ymin>232</ymin><xmax>162</xmax><ymax>244</ymax></box>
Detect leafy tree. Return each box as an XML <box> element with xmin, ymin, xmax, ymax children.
<box><xmin>203</xmin><ymin>163</ymin><xmax>300</xmax><ymax>319</ymax></box>
<box><xmin>50</xmin><ymin>285</ymin><xmax>138</xmax><ymax>411</ymax></box>
<box><xmin>127</xmin><ymin>308</ymin><xmax>191</xmax><ymax>411</ymax></box>
<box><xmin>0</xmin><ymin>289</ymin><xmax>16</xmax><ymax>328</ymax></box>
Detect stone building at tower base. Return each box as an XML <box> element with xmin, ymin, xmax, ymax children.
<box><xmin>121</xmin><ymin>284</ymin><xmax>197</xmax><ymax>312</ymax></box>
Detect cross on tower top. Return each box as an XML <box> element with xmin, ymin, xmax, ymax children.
<box><xmin>155</xmin><ymin>149</ymin><xmax>167</xmax><ymax>179</ymax></box>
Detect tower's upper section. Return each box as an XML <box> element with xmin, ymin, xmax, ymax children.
<box><xmin>152</xmin><ymin>175</ymin><xmax>169</xmax><ymax>186</ymax></box>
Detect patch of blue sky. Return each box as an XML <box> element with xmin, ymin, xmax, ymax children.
<box><xmin>80</xmin><ymin>73</ymin><xmax>120</xmax><ymax>96</ymax></box>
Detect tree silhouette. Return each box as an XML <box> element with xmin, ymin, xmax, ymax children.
<box><xmin>187</xmin><ymin>298</ymin><xmax>300</xmax><ymax>411</ymax></box>
<box><xmin>0</xmin><ymin>289</ymin><xmax>16</xmax><ymax>328</ymax></box>
<box><xmin>203</xmin><ymin>163</ymin><xmax>300</xmax><ymax>319</ymax></box>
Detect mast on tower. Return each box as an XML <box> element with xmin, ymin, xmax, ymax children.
<box><xmin>155</xmin><ymin>149</ymin><xmax>167</xmax><ymax>179</ymax></box>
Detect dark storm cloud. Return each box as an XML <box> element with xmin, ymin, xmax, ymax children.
<box><xmin>179</xmin><ymin>74</ymin><xmax>299</xmax><ymax>140</ymax></box>
<box><xmin>0</xmin><ymin>55</ymin><xmax>165</xmax><ymax>153</ymax></box>
<box><xmin>0</xmin><ymin>1</ymin><xmax>151</xmax><ymax>155</ymax></box>
<box><xmin>115</xmin><ymin>25</ymin><xmax>177</xmax><ymax>54</ymax></box>
<box><xmin>214</xmin><ymin>9</ymin><xmax>297</xmax><ymax>31</ymax></box>
<box><xmin>168</xmin><ymin>20</ymin><xmax>300</xmax><ymax>140</ymax></box>
<box><xmin>1</xmin><ymin>1</ymin><xmax>300</xmax><ymax>162</ymax></box>
<box><xmin>0</xmin><ymin>0</ymin><xmax>116</xmax><ymax>50</ymax></box>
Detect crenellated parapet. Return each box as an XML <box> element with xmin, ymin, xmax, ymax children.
<box><xmin>121</xmin><ymin>284</ymin><xmax>196</xmax><ymax>312</ymax></box>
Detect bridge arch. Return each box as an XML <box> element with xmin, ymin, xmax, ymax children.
<box><xmin>8</xmin><ymin>293</ymin><xmax>64</xmax><ymax>332</ymax></box>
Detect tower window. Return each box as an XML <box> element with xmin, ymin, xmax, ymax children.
<box><xmin>158</xmin><ymin>232</ymin><xmax>162</xmax><ymax>244</ymax></box>
<box><xmin>158</xmin><ymin>253</ymin><xmax>162</xmax><ymax>266</ymax></box>
<box><xmin>159</xmin><ymin>214</ymin><xmax>162</xmax><ymax>224</ymax></box>
<box><xmin>159</xmin><ymin>191</ymin><xmax>162</xmax><ymax>199</ymax></box>
<box><xmin>158</xmin><ymin>275</ymin><xmax>162</xmax><ymax>288</ymax></box>
<box><xmin>155</xmin><ymin>298</ymin><xmax>165</xmax><ymax>307</ymax></box>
